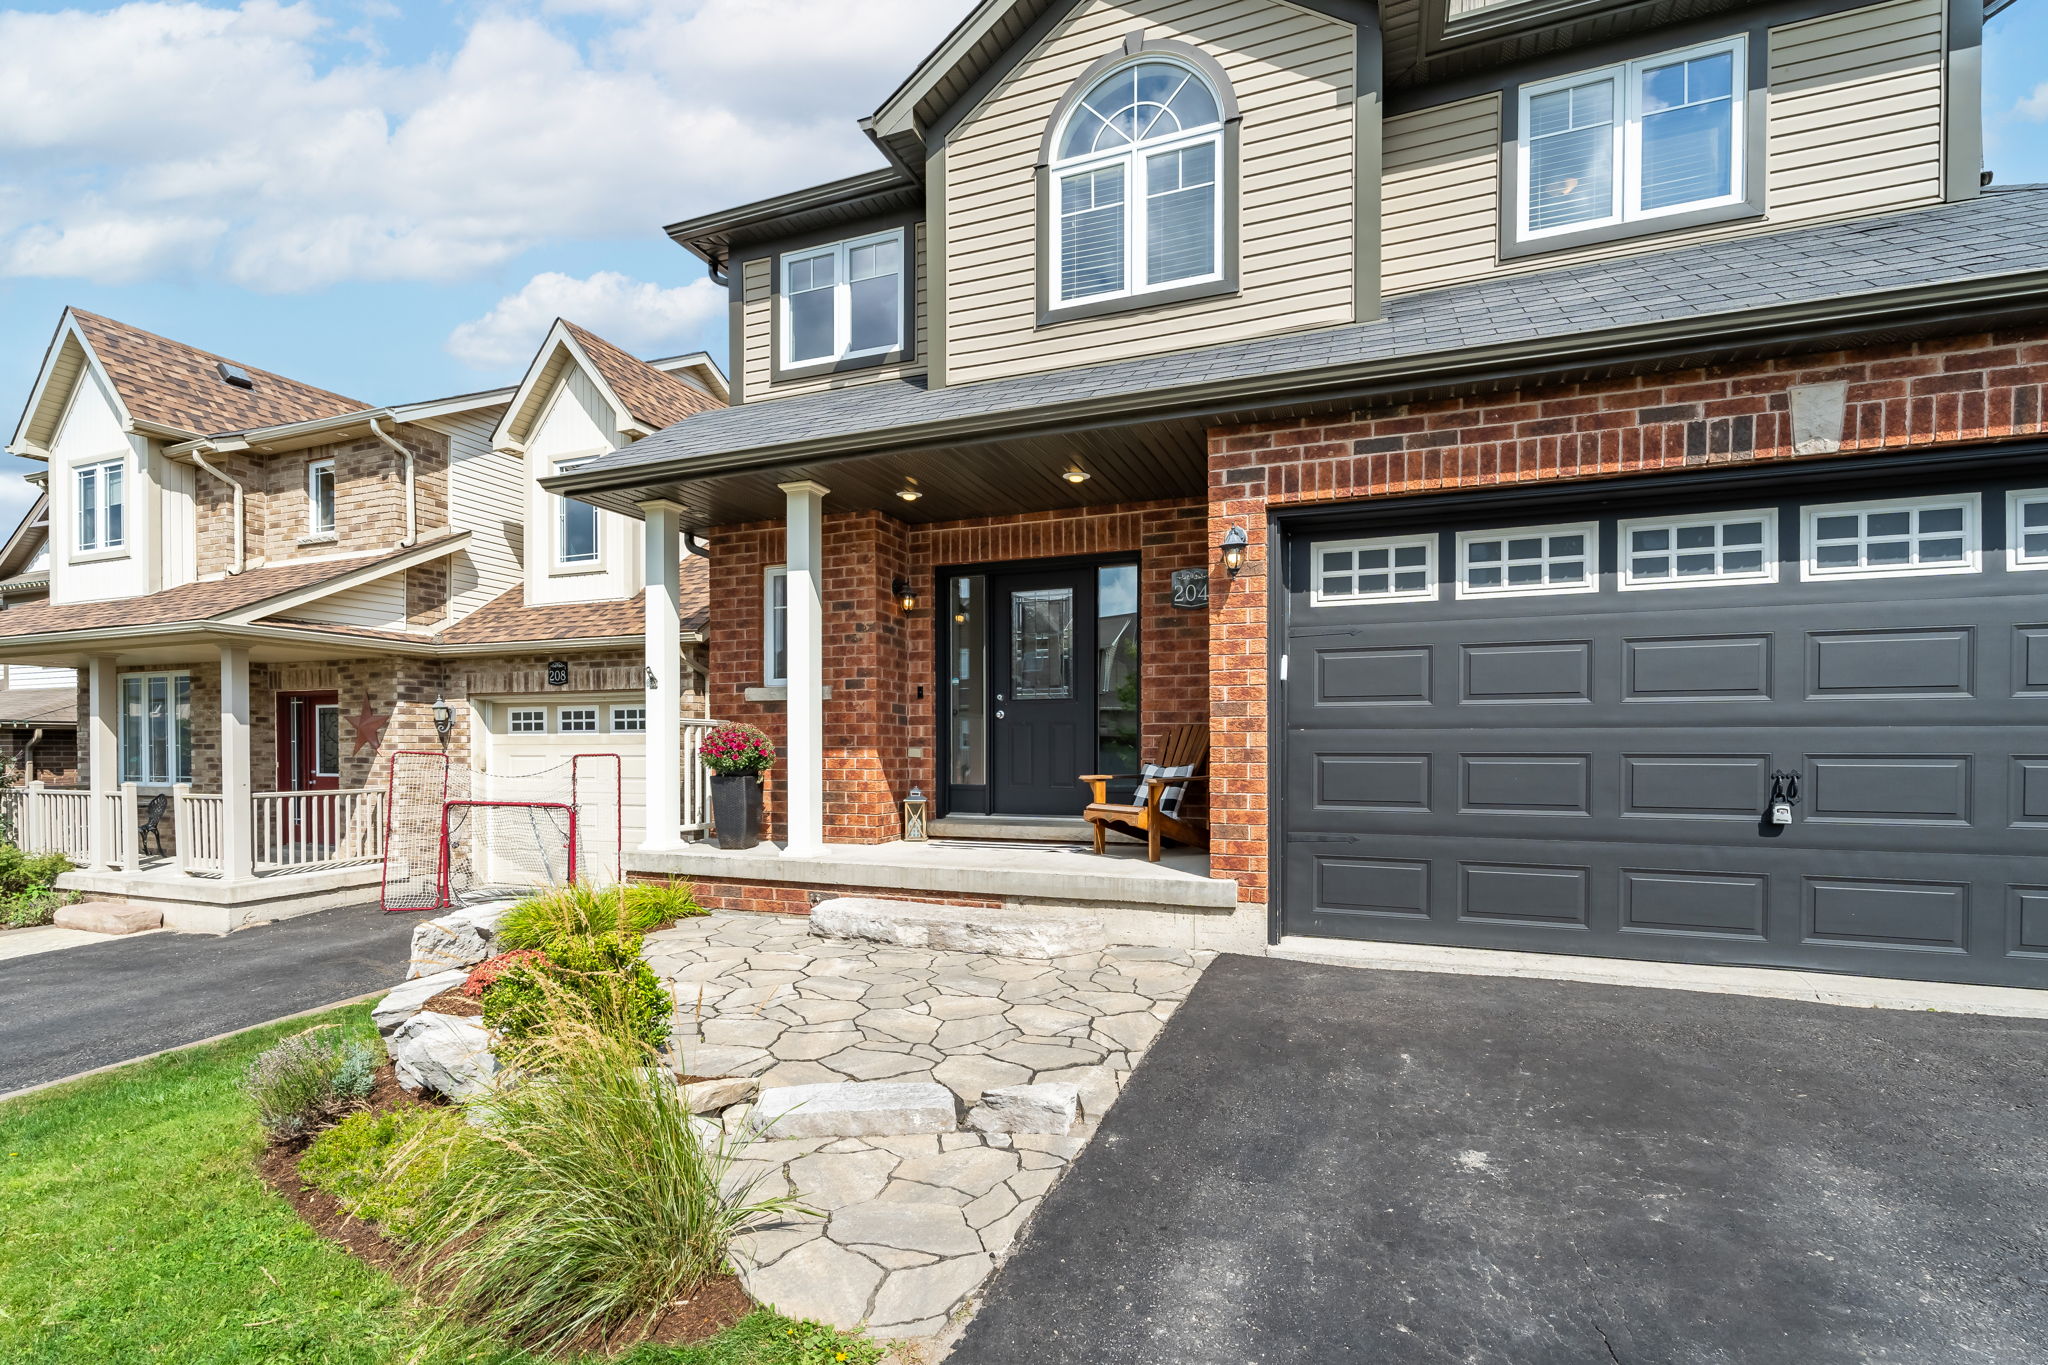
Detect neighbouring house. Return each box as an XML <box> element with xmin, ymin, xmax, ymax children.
<box><xmin>536</xmin><ymin>0</ymin><xmax>2048</xmax><ymax>990</ymax></box>
<box><xmin>0</xmin><ymin>309</ymin><xmax>722</xmax><ymax>930</ymax></box>
<box><xmin>0</xmin><ymin>492</ymin><xmax>80</xmax><ymax>781</ymax></box>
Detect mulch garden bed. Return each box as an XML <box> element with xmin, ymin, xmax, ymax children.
<box><xmin>257</xmin><ymin>1061</ymin><xmax>756</xmax><ymax>1354</ymax></box>
<box><xmin>419</xmin><ymin>988</ymin><xmax>484</xmax><ymax>1018</ymax></box>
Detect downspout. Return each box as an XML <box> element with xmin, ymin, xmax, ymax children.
<box><xmin>19</xmin><ymin>727</ymin><xmax>40</xmax><ymax>782</ymax></box>
<box><xmin>190</xmin><ymin>443</ymin><xmax>246</xmax><ymax>575</ymax></box>
<box><xmin>368</xmin><ymin>415</ymin><xmax>417</xmax><ymax>548</ymax></box>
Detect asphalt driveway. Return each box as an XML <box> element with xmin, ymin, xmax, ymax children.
<box><xmin>952</xmin><ymin>954</ymin><xmax>2048</xmax><ymax>1365</ymax></box>
<box><xmin>0</xmin><ymin>902</ymin><xmax>418</xmax><ymax>1095</ymax></box>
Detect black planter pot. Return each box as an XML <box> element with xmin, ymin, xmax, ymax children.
<box><xmin>710</xmin><ymin>773</ymin><xmax>764</xmax><ymax>850</ymax></box>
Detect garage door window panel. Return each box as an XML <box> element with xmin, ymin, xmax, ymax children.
<box><xmin>1457</xmin><ymin>523</ymin><xmax>1598</xmax><ymax>598</ymax></box>
<box><xmin>1313</xmin><ymin>537</ymin><xmax>1436</xmax><ymax>605</ymax></box>
<box><xmin>610</xmin><ymin>705</ymin><xmax>646</xmax><ymax>733</ymax></box>
<box><xmin>509</xmin><ymin>708</ymin><xmax>548</xmax><ymax>734</ymax></box>
<box><xmin>1802</xmin><ymin>496</ymin><xmax>1980</xmax><ymax>580</ymax></box>
<box><xmin>558</xmin><ymin>707</ymin><xmax>599</xmax><ymax>734</ymax></box>
<box><xmin>2006</xmin><ymin>490</ymin><xmax>2048</xmax><ymax>570</ymax></box>
<box><xmin>1619</xmin><ymin>511</ymin><xmax>1776</xmax><ymax>589</ymax></box>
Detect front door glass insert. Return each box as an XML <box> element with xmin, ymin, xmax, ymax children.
<box><xmin>1010</xmin><ymin>588</ymin><xmax>1075</xmax><ymax>700</ymax></box>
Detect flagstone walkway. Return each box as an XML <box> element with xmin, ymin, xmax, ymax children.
<box><xmin>642</xmin><ymin>911</ymin><xmax>1214</xmax><ymax>1343</ymax></box>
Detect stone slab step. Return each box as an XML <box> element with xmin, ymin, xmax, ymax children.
<box><xmin>809</xmin><ymin>897</ymin><xmax>1107</xmax><ymax>961</ymax></box>
<box><xmin>52</xmin><ymin>902</ymin><xmax>162</xmax><ymax>935</ymax></box>
<box><xmin>749</xmin><ymin>1080</ymin><xmax>958</xmax><ymax>1138</ymax></box>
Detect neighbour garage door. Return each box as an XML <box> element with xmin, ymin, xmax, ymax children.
<box><xmin>1280</xmin><ymin>464</ymin><xmax>2048</xmax><ymax>987</ymax></box>
<box><xmin>479</xmin><ymin>695</ymin><xmax>647</xmax><ymax>884</ymax></box>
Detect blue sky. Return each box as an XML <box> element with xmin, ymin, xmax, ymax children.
<box><xmin>1</xmin><ymin>0</ymin><xmax>2044</xmax><ymax>531</ymax></box>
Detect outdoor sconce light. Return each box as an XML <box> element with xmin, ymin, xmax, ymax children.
<box><xmin>431</xmin><ymin>695</ymin><xmax>455</xmax><ymax>741</ymax></box>
<box><xmin>1220</xmin><ymin>525</ymin><xmax>1249</xmax><ymax>576</ymax></box>
<box><xmin>902</xmin><ymin>786</ymin><xmax>929</xmax><ymax>842</ymax></box>
<box><xmin>894</xmin><ymin>578</ymin><xmax>918</xmax><ymax>613</ymax></box>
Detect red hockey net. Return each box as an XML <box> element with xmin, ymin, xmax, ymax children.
<box><xmin>380</xmin><ymin>751</ymin><xmax>623</xmax><ymax>912</ymax></box>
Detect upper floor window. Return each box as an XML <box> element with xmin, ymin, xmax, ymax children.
<box><xmin>558</xmin><ymin>495</ymin><xmax>598</xmax><ymax>568</ymax></box>
<box><xmin>76</xmin><ymin>459</ymin><xmax>125</xmax><ymax>554</ymax></box>
<box><xmin>1516</xmin><ymin>36</ymin><xmax>1746</xmax><ymax>243</ymax></box>
<box><xmin>307</xmin><ymin>459</ymin><xmax>336</xmax><ymax>537</ymax></box>
<box><xmin>1049</xmin><ymin>59</ymin><xmax>1225</xmax><ymax>309</ymax></box>
<box><xmin>782</xmin><ymin>229</ymin><xmax>905</xmax><ymax>369</ymax></box>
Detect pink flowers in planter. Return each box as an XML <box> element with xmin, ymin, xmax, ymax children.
<box><xmin>697</xmin><ymin>722</ymin><xmax>776</xmax><ymax>777</ymax></box>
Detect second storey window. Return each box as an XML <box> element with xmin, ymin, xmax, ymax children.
<box><xmin>1050</xmin><ymin>59</ymin><xmax>1225</xmax><ymax>308</ymax></box>
<box><xmin>76</xmin><ymin>459</ymin><xmax>125</xmax><ymax>554</ymax></box>
<box><xmin>1517</xmin><ymin>36</ymin><xmax>1746</xmax><ymax>242</ymax></box>
<box><xmin>307</xmin><ymin>459</ymin><xmax>336</xmax><ymax>536</ymax></box>
<box><xmin>558</xmin><ymin>496</ymin><xmax>598</xmax><ymax>567</ymax></box>
<box><xmin>782</xmin><ymin>230</ymin><xmax>905</xmax><ymax>368</ymax></box>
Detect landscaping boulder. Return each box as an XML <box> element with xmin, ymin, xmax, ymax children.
<box><xmin>390</xmin><ymin>1011</ymin><xmax>498</xmax><ymax>1100</ymax></box>
<box><xmin>680</xmin><ymin>1075</ymin><xmax>759</xmax><ymax>1113</ymax></box>
<box><xmin>52</xmin><ymin>902</ymin><xmax>161</xmax><ymax>935</ymax></box>
<box><xmin>809</xmin><ymin>898</ymin><xmax>1107</xmax><ymax>960</ymax></box>
<box><xmin>407</xmin><ymin>900</ymin><xmax>517</xmax><ymax>978</ymax></box>
<box><xmin>966</xmin><ymin>1082</ymin><xmax>1082</xmax><ymax>1136</ymax></box>
<box><xmin>748</xmin><ymin>1080</ymin><xmax>957</xmax><ymax>1138</ymax></box>
<box><xmin>372</xmin><ymin>968</ymin><xmax>469</xmax><ymax>1037</ymax></box>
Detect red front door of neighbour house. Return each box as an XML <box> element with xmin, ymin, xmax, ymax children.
<box><xmin>276</xmin><ymin>691</ymin><xmax>342</xmax><ymax>792</ymax></box>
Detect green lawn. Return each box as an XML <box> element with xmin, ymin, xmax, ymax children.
<box><xmin>0</xmin><ymin>1004</ymin><xmax>873</xmax><ymax>1365</ymax></box>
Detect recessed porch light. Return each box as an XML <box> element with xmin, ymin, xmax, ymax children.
<box><xmin>1062</xmin><ymin>466</ymin><xmax>1091</xmax><ymax>484</ymax></box>
<box><xmin>896</xmin><ymin>479</ymin><xmax>922</xmax><ymax>502</ymax></box>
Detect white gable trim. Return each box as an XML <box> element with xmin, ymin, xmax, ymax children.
<box><xmin>489</xmin><ymin>322</ymin><xmax>635</xmax><ymax>451</ymax></box>
<box><xmin>8</xmin><ymin>313</ymin><xmax>135</xmax><ymax>458</ymax></box>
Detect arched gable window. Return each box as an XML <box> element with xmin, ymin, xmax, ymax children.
<box><xmin>1047</xmin><ymin>54</ymin><xmax>1232</xmax><ymax>310</ymax></box>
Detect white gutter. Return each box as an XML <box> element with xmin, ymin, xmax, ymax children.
<box><xmin>367</xmin><ymin>416</ymin><xmax>417</xmax><ymax>548</ymax></box>
<box><xmin>189</xmin><ymin>443</ymin><xmax>247</xmax><ymax>575</ymax></box>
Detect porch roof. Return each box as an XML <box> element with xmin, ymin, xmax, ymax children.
<box><xmin>554</xmin><ymin>189</ymin><xmax>2048</xmax><ymax>531</ymax></box>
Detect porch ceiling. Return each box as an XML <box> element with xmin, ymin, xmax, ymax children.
<box><xmin>587</xmin><ymin>418</ymin><xmax>1209</xmax><ymax>533</ymax></box>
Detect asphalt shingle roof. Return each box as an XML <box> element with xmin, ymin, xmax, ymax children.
<box><xmin>574</xmin><ymin>189</ymin><xmax>2048</xmax><ymax>479</ymax></box>
<box><xmin>72</xmin><ymin>310</ymin><xmax>371</xmax><ymax>437</ymax></box>
<box><xmin>562</xmin><ymin>322</ymin><xmax>725</xmax><ymax>431</ymax></box>
<box><xmin>438</xmin><ymin>558</ymin><xmax>710</xmax><ymax>646</ymax></box>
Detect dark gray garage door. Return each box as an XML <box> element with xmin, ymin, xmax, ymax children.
<box><xmin>1280</xmin><ymin>465</ymin><xmax>2048</xmax><ymax>987</ymax></box>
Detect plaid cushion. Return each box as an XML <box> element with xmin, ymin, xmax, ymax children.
<box><xmin>1132</xmin><ymin>763</ymin><xmax>1195</xmax><ymax>819</ymax></box>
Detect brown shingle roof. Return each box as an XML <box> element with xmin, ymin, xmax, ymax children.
<box><xmin>0</xmin><ymin>539</ymin><xmax>452</xmax><ymax>638</ymax></box>
<box><xmin>439</xmin><ymin>557</ymin><xmax>709</xmax><ymax>646</ymax></box>
<box><xmin>562</xmin><ymin>321</ymin><xmax>724</xmax><ymax>431</ymax></box>
<box><xmin>71</xmin><ymin>309</ymin><xmax>370</xmax><ymax>437</ymax></box>
<box><xmin>0</xmin><ymin>687</ymin><xmax>76</xmax><ymax>727</ymax></box>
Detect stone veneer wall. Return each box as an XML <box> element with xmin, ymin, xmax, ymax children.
<box><xmin>704</xmin><ymin>498</ymin><xmax>1210</xmax><ymax>845</ymax></box>
<box><xmin>1206</xmin><ymin>330</ymin><xmax>2048</xmax><ymax>909</ymax></box>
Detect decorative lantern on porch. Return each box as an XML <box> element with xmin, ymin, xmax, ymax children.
<box><xmin>902</xmin><ymin>786</ymin><xmax>929</xmax><ymax>842</ymax></box>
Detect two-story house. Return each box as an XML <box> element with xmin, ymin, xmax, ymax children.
<box><xmin>0</xmin><ymin>308</ymin><xmax>722</xmax><ymax>930</ymax></box>
<box><xmin>546</xmin><ymin>0</ymin><xmax>2048</xmax><ymax>991</ymax></box>
<box><xmin>0</xmin><ymin>492</ymin><xmax>80</xmax><ymax>782</ymax></box>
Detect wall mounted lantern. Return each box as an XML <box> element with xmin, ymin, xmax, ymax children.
<box><xmin>1220</xmin><ymin>525</ymin><xmax>1249</xmax><ymax>576</ymax></box>
<box><xmin>431</xmin><ymin>695</ymin><xmax>455</xmax><ymax>741</ymax></box>
<box><xmin>893</xmin><ymin>578</ymin><xmax>919</xmax><ymax>613</ymax></box>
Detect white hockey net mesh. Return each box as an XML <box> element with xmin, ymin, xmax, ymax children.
<box><xmin>380</xmin><ymin>751</ymin><xmax>624</xmax><ymax>912</ymax></box>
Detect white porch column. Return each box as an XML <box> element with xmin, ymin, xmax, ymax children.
<box><xmin>85</xmin><ymin>656</ymin><xmax>119</xmax><ymax>870</ymax></box>
<box><xmin>640</xmin><ymin>500</ymin><xmax>686</xmax><ymax>852</ymax></box>
<box><xmin>779</xmin><ymin>480</ymin><xmax>828</xmax><ymax>857</ymax></box>
<box><xmin>218</xmin><ymin>643</ymin><xmax>254</xmax><ymax>880</ymax></box>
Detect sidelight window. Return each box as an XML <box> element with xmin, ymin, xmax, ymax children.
<box><xmin>1801</xmin><ymin>495</ymin><xmax>1980</xmax><ymax>580</ymax></box>
<box><xmin>1457</xmin><ymin>522</ymin><xmax>1599</xmax><ymax>598</ymax></box>
<box><xmin>1618</xmin><ymin>511</ymin><xmax>1776</xmax><ymax>589</ymax></box>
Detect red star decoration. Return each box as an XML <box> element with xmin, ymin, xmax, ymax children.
<box><xmin>347</xmin><ymin>701</ymin><xmax>391</xmax><ymax>756</ymax></box>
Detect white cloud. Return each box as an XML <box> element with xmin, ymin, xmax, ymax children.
<box><xmin>447</xmin><ymin>271</ymin><xmax>727</xmax><ymax>369</ymax></box>
<box><xmin>2015</xmin><ymin>83</ymin><xmax>2048</xmax><ymax>122</ymax></box>
<box><xmin>0</xmin><ymin>0</ymin><xmax>968</xmax><ymax>292</ymax></box>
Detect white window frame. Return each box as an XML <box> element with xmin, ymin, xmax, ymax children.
<box><xmin>555</xmin><ymin>492</ymin><xmax>601</xmax><ymax>571</ymax></box>
<box><xmin>1048</xmin><ymin>57</ymin><xmax>1226</xmax><ymax>311</ymax></box>
<box><xmin>764</xmin><ymin>565</ymin><xmax>789</xmax><ymax>686</ymax></box>
<box><xmin>1800</xmin><ymin>494</ymin><xmax>1981</xmax><ymax>582</ymax></box>
<box><xmin>118</xmin><ymin>671</ymin><xmax>191</xmax><ymax>785</ymax></box>
<box><xmin>1617</xmin><ymin>509</ymin><xmax>1778</xmax><ymax>591</ymax></box>
<box><xmin>609</xmin><ymin>704</ymin><xmax>647</xmax><ymax>733</ymax></box>
<box><xmin>1456</xmin><ymin>521</ymin><xmax>1601</xmax><ymax>599</ymax></box>
<box><xmin>2007</xmin><ymin>488</ymin><xmax>2048</xmax><ymax>572</ymax></box>
<box><xmin>1311</xmin><ymin>535</ymin><xmax>1438</xmax><ymax>605</ymax></box>
<box><xmin>75</xmin><ymin>458</ymin><xmax>126</xmax><ymax>556</ymax></box>
<box><xmin>557</xmin><ymin>706</ymin><xmax>599</xmax><ymax>734</ymax></box>
<box><xmin>507</xmin><ymin>707</ymin><xmax>548</xmax><ymax>734</ymax></box>
<box><xmin>1515</xmin><ymin>35</ymin><xmax>1747</xmax><ymax>243</ymax></box>
<box><xmin>306</xmin><ymin>459</ymin><xmax>336</xmax><ymax>537</ymax></box>
<box><xmin>779</xmin><ymin>228</ymin><xmax>906</xmax><ymax>370</ymax></box>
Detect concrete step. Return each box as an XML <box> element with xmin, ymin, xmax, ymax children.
<box><xmin>749</xmin><ymin>1080</ymin><xmax>958</xmax><ymax>1138</ymax></box>
<box><xmin>809</xmin><ymin>897</ymin><xmax>1108</xmax><ymax>960</ymax></box>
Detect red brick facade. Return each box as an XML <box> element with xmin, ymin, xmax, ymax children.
<box><xmin>1206</xmin><ymin>330</ymin><xmax>2048</xmax><ymax>907</ymax></box>
<box><xmin>705</xmin><ymin>498</ymin><xmax>1210</xmax><ymax>844</ymax></box>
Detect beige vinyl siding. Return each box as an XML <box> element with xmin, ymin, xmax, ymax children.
<box><xmin>440</xmin><ymin>405</ymin><xmax>522</xmax><ymax>620</ymax></box>
<box><xmin>943</xmin><ymin>0</ymin><xmax>1358</xmax><ymax>387</ymax></box>
<box><xmin>742</xmin><ymin>223</ymin><xmax>929</xmax><ymax>403</ymax></box>
<box><xmin>1379</xmin><ymin>0</ymin><xmax>1949</xmax><ymax>296</ymax></box>
<box><xmin>290</xmin><ymin>574</ymin><xmax>410</xmax><ymax>632</ymax></box>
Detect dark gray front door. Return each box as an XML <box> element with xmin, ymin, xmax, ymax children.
<box><xmin>991</xmin><ymin>566</ymin><xmax>1097</xmax><ymax>816</ymax></box>
<box><xmin>1281</xmin><ymin>471</ymin><xmax>2048</xmax><ymax>987</ymax></box>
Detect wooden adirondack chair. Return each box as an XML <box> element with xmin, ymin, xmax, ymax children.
<box><xmin>1079</xmin><ymin>723</ymin><xmax>1210</xmax><ymax>862</ymax></box>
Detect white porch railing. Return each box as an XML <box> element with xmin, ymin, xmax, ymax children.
<box><xmin>0</xmin><ymin>784</ymin><xmax>96</xmax><ymax>860</ymax></box>
<box><xmin>681</xmin><ymin>718</ymin><xmax>718</xmax><ymax>837</ymax></box>
<box><xmin>252</xmin><ymin>789</ymin><xmax>384</xmax><ymax>872</ymax></box>
<box><xmin>175</xmin><ymin>788</ymin><xmax>225</xmax><ymax>875</ymax></box>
